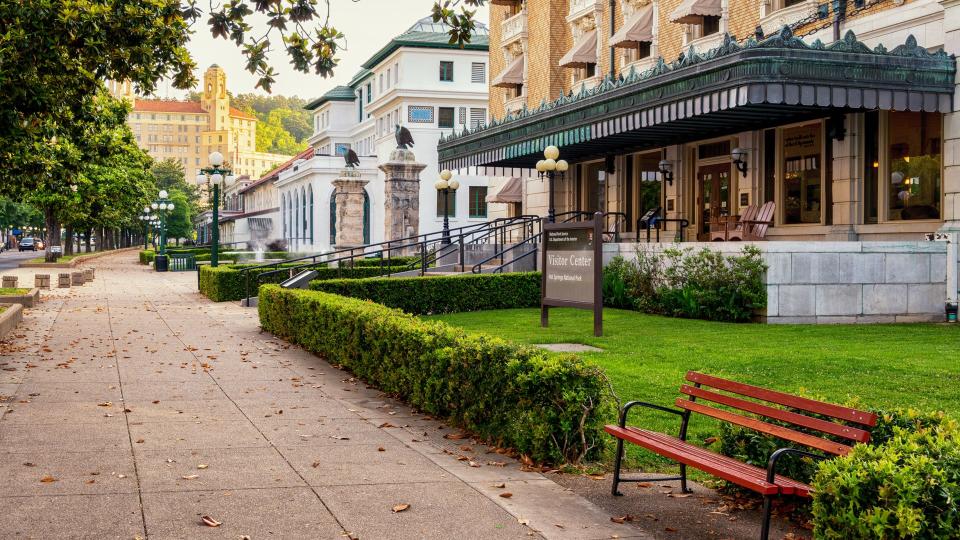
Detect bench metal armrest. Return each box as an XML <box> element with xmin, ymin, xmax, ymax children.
<box><xmin>619</xmin><ymin>400</ymin><xmax>686</xmax><ymax>429</ymax></box>
<box><xmin>766</xmin><ymin>447</ymin><xmax>828</xmax><ymax>483</ymax></box>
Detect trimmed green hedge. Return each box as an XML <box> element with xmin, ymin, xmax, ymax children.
<box><xmin>258</xmin><ymin>285</ymin><xmax>611</xmax><ymax>463</ymax></box>
<box><xmin>346</xmin><ymin>256</ymin><xmax>420</xmax><ymax>267</ymax></box>
<box><xmin>308</xmin><ymin>272</ymin><xmax>541</xmax><ymax>315</ymax></box>
<box><xmin>194</xmin><ymin>251</ymin><xmax>289</xmax><ymax>262</ymax></box>
<box><xmin>139</xmin><ymin>250</ymin><xmax>155</xmax><ymax>264</ymax></box>
<box><xmin>199</xmin><ymin>263</ymin><xmax>409</xmax><ymax>302</ymax></box>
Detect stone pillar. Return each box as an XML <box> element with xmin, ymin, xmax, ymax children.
<box><xmin>827</xmin><ymin>113</ymin><xmax>861</xmax><ymax>240</ymax></box>
<box><xmin>1</xmin><ymin>276</ymin><xmax>16</xmax><ymax>288</ymax></box>
<box><xmin>35</xmin><ymin>274</ymin><xmax>50</xmax><ymax>289</ymax></box>
<box><xmin>71</xmin><ymin>271</ymin><xmax>84</xmax><ymax>286</ymax></box>
<box><xmin>379</xmin><ymin>148</ymin><xmax>426</xmax><ymax>253</ymax></box>
<box><xmin>331</xmin><ymin>171</ymin><xmax>370</xmax><ymax>249</ymax></box>
<box><xmin>58</xmin><ymin>273</ymin><xmax>71</xmax><ymax>288</ymax></box>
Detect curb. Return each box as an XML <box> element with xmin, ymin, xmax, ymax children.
<box><xmin>19</xmin><ymin>246</ymin><xmax>140</xmax><ymax>269</ymax></box>
<box><xmin>0</xmin><ymin>303</ymin><xmax>23</xmax><ymax>341</ymax></box>
<box><xmin>0</xmin><ymin>288</ymin><xmax>41</xmax><ymax>308</ymax></box>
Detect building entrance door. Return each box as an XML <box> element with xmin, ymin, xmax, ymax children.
<box><xmin>697</xmin><ymin>163</ymin><xmax>732</xmax><ymax>240</ymax></box>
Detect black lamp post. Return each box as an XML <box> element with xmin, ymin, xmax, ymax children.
<box><xmin>535</xmin><ymin>145</ymin><xmax>568</xmax><ymax>223</ymax></box>
<box><xmin>195</xmin><ymin>151</ymin><xmax>235</xmax><ymax>268</ymax></box>
<box><xmin>434</xmin><ymin>169</ymin><xmax>460</xmax><ymax>245</ymax></box>
<box><xmin>138</xmin><ymin>206</ymin><xmax>152</xmax><ymax>250</ymax></box>
<box><xmin>150</xmin><ymin>190</ymin><xmax>175</xmax><ymax>272</ymax></box>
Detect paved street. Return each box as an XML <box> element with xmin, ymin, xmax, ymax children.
<box><xmin>0</xmin><ymin>249</ymin><xmax>38</xmax><ymax>270</ymax></box>
<box><xmin>0</xmin><ymin>251</ymin><xmax>646</xmax><ymax>540</ymax></box>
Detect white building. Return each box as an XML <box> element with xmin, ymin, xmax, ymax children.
<box><xmin>276</xmin><ymin>16</ymin><xmax>494</xmax><ymax>252</ymax></box>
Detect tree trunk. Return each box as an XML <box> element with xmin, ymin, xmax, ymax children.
<box><xmin>95</xmin><ymin>228</ymin><xmax>103</xmax><ymax>253</ymax></box>
<box><xmin>43</xmin><ymin>205</ymin><xmax>60</xmax><ymax>263</ymax></box>
<box><xmin>64</xmin><ymin>225</ymin><xmax>74</xmax><ymax>255</ymax></box>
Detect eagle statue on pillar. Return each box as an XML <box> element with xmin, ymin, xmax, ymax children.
<box><xmin>343</xmin><ymin>148</ymin><xmax>361</xmax><ymax>168</ymax></box>
<box><xmin>395</xmin><ymin>124</ymin><xmax>415</xmax><ymax>149</ymax></box>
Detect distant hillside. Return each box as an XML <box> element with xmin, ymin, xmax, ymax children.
<box><xmin>186</xmin><ymin>92</ymin><xmax>312</xmax><ymax>156</ymax></box>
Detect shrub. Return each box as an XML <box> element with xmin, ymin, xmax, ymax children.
<box><xmin>258</xmin><ymin>285</ymin><xmax>612</xmax><ymax>463</ymax></box>
<box><xmin>812</xmin><ymin>418</ymin><xmax>960</xmax><ymax>539</ymax></box>
<box><xmin>139</xmin><ymin>250</ymin><xmax>155</xmax><ymax>265</ymax></box>
<box><xmin>602</xmin><ymin>246</ymin><xmax>766</xmax><ymax>322</ymax></box>
<box><xmin>345</xmin><ymin>255</ymin><xmax>420</xmax><ymax>267</ymax></box>
<box><xmin>308</xmin><ymin>272</ymin><xmax>542</xmax><ymax>315</ymax></box>
<box><xmin>199</xmin><ymin>263</ymin><xmax>408</xmax><ymax>302</ymax></box>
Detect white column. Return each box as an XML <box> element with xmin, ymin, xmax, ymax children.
<box><xmin>940</xmin><ymin>0</ymin><xmax>960</xmax><ymax>232</ymax></box>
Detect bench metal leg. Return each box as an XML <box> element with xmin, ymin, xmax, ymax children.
<box><xmin>679</xmin><ymin>464</ymin><xmax>691</xmax><ymax>494</ymax></box>
<box><xmin>759</xmin><ymin>495</ymin><xmax>772</xmax><ymax>540</ymax></box>
<box><xmin>611</xmin><ymin>438</ymin><xmax>625</xmax><ymax>496</ymax></box>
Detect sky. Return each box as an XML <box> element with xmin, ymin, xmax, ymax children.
<box><xmin>158</xmin><ymin>0</ymin><xmax>490</xmax><ymax>100</ymax></box>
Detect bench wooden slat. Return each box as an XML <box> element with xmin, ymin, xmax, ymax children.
<box><xmin>605</xmin><ymin>425</ymin><xmax>814</xmax><ymax>497</ymax></box>
<box><xmin>680</xmin><ymin>385</ymin><xmax>871</xmax><ymax>443</ymax></box>
<box><xmin>675</xmin><ymin>398</ymin><xmax>853</xmax><ymax>455</ymax></box>
<box><xmin>686</xmin><ymin>371</ymin><xmax>877</xmax><ymax>426</ymax></box>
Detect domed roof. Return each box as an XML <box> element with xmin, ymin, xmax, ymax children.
<box><xmin>402</xmin><ymin>15</ymin><xmax>489</xmax><ymax>37</ymax></box>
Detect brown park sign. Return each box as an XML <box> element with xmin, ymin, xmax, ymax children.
<box><xmin>540</xmin><ymin>215</ymin><xmax>603</xmax><ymax>336</ymax></box>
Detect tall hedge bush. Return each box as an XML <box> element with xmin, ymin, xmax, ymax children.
<box><xmin>258</xmin><ymin>285</ymin><xmax>611</xmax><ymax>463</ymax></box>
<box><xmin>199</xmin><ymin>263</ymin><xmax>408</xmax><ymax>302</ymax></box>
<box><xmin>812</xmin><ymin>416</ymin><xmax>960</xmax><ymax>539</ymax></box>
<box><xmin>308</xmin><ymin>272</ymin><xmax>542</xmax><ymax>315</ymax></box>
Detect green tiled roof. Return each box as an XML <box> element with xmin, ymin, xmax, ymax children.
<box><xmin>361</xmin><ymin>17</ymin><xmax>489</xmax><ymax>70</ymax></box>
<box><xmin>304</xmin><ymin>85</ymin><xmax>357</xmax><ymax>110</ymax></box>
<box><xmin>347</xmin><ymin>68</ymin><xmax>373</xmax><ymax>88</ymax></box>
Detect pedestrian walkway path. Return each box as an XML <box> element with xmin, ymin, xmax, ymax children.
<box><xmin>0</xmin><ymin>252</ymin><xmax>649</xmax><ymax>539</ymax></box>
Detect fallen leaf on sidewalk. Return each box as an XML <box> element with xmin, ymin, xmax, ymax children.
<box><xmin>377</xmin><ymin>447</ymin><xmax>385</xmax><ymax>452</ymax></box>
<box><xmin>181</xmin><ymin>475</ymin><xmax>199</xmax><ymax>480</ymax></box>
<box><xmin>378</xmin><ymin>422</ymin><xmax>396</xmax><ymax>428</ymax></box>
<box><xmin>40</xmin><ymin>476</ymin><xmax>57</xmax><ymax>483</ymax></box>
<box><xmin>197</xmin><ymin>464</ymin><xmax>208</xmax><ymax>469</ymax></box>
<box><xmin>492</xmin><ymin>483</ymin><xmax>506</xmax><ymax>489</ymax></box>
<box><xmin>391</xmin><ymin>504</ymin><xmax>410</xmax><ymax>513</ymax></box>
<box><xmin>200</xmin><ymin>516</ymin><xmax>222</xmax><ymax>527</ymax></box>
<box><xmin>97</xmin><ymin>402</ymin><xmax>112</xmax><ymax>407</ymax></box>
<box><xmin>610</xmin><ymin>515</ymin><xmax>635</xmax><ymax>524</ymax></box>
<box><xmin>443</xmin><ymin>432</ymin><xmax>469</xmax><ymax>440</ymax></box>
<box><xmin>312</xmin><ymin>461</ymin><xmax>321</xmax><ymax>468</ymax></box>
<box><xmin>499</xmin><ymin>492</ymin><xmax>513</xmax><ymax>498</ymax></box>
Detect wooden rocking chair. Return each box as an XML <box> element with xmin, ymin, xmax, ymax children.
<box><xmin>710</xmin><ymin>205</ymin><xmax>757</xmax><ymax>242</ymax></box>
<box><xmin>728</xmin><ymin>201</ymin><xmax>775</xmax><ymax>241</ymax></box>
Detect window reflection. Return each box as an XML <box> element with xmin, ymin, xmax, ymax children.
<box><xmin>888</xmin><ymin>111</ymin><xmax>941</xmax><ymax>221</ymax></box>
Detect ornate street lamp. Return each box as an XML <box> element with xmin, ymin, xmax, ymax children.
<box><xmin>434</xmin><ymin>169</ymin><xmax>460</xmax><ymax>245</ymax></box>
<box><xmin>138</xmin><ymin>205</ymin><xmax>152</xmax><ymax>250</ymax></box>
<box><xmin>150</xmin><ymin>190</ymin><xmax>176</xmax><ymax>272</ymax></box>
<box><xmin>535</xmin><ymin>146</ymin><xmax>568</xmax><ymax>223</ymax></box>
<box><xmin>196</xmin><ymin>152</ymin><xmax>235</xmax><ymax>267</ymax></box>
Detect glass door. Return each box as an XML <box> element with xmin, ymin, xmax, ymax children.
<box><xmin>697</xmin><ymin>163</ymin><xmax>731</xmax><ymax>239</ymax></box>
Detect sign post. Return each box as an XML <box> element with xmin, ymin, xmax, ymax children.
<box><xmin>540</xmin><ymin>212</ymin><xmax>603</xmax><ymax>336</ymax></box>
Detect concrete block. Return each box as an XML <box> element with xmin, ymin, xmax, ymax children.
<box><xmin>896</xmin><ymin>313</ymin><xmax>943</xmax><ymax>323</ymax></box>
<box><xmin>838</xmin><ymin>253</ymin><xmax>884</xmax><ymax>283</ymax></box>
<box><xmin>885</xmin><ymin>253</ymin><xmax>930</xmax><ymax>283</ymax></box>
<box><xmin>907</xmin><ymin>284</ymin><xmax>944</xmax><ymax>314</ymax></box>
<box><xmin>767</xmin><ymin>316</ymin><xmax>818</xmax><ymax>324</ymax></box>
<box><xmin>816</xmin><ymin>316</ymin><xmax>860</xmax><ymax>324</ymax></box>
<box><xmin>58</xmin><ymin>273</ymin><xmax>71</xmax><ymax>288</ymax></box>
<box><xmin>83</xmin><ymin>268</ymin><xmax>94</xmax><ymax>282</ymax></box>
<box><xmin>71</xmin><ymin>272</ymin><xmax>84</xmax><ymax>286</ymax></box>
<box><xmin>778</xmin><ymin>285</ymin><xmax>816</xmax><ymax>316</ymax></box>
<box><xmin>1</xmin><ymin>276</ymin><xmax>17</xmax><ymax>288</ymax></box>
<box><xmin>763</xmin><ymin>253</ymin><xmax>791</xmax><ymax>284</ymax></box>
<box><xmin>930</xmin><ymin>253</ymin><xmax>947</xmax><ymax>283</ymax></box>
<box><xmin>34</xmin><ymin>274</ymin><xmax>50</xmax><ymax>290</ymax></box>
<box><xmin>863</xmin><ymin>284</ymin><xmax>909</xmax><ymax>315</ymax></box>
<box><xmin>766</xmin><ymin>285</ymin><xmax>779</xmax><ymax>317</ymax></box>
<box><xmin>816</xmin><ymin>285</ymin><xmax>862</xmax><ymax>316</ymax></box>
<box><xmin>791</xmin><ymin>253</ymin><xmax>839</xmax><ymax>284</ymax></box>
<box><xmin>856</xmin><ymin>315</ymin><xmax>898</xmax><ymax>324</ymax></box>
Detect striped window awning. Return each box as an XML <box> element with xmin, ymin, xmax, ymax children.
<box><xmin>492</xmin><ymin>55</ymin><xmax>525</xmax><ymax>87</ymax></box>
<box><xmin>486</xmin><ymin>177</ymin><xmax>523</xmax><ymax>203</ymax></box>
<box><xmin>559</xmin><ymin>30</ymin><xmax>598</xmax><ymax>68</ymax></box>
<box><xmin>670</xmin><ymin>0</ymin><xmax>722</xmax><ymax>25</ymax></box>
<box><xmin>611</xmin><ymin>5</ymin><xmax>655</xmax><ymax>47</ymax></box>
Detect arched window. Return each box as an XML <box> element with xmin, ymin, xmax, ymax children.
<box><xmin>280</xmin><ymin>194</ymin><xmax>286</xmax><ymax>241</ymax></box>
<box><xmin>308</xmin><ymin>185</ymin><xmax>314</xmax><ymax>244</ymax></box>
<box><xmin>294</xmin><ymin>190</ymin><xmax>300</xmax><ymax>248</ymax></box>
<box><xmin>301</xmin><ymin>186</ymin><xmax>307</xmax><ymax>243</ymax></box>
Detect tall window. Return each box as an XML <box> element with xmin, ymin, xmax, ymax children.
<box><xmin>366</xmin><ymin>83</ymin><xmax>372</xmax><ymax>103</ymax></box>
<box><xmin>782</xmin><ymin>122</ymin><xmax>823</xmax><ymax>225</ymax></box>
<box><xmin>308</xmin><ymin>185</ymin><xmax>314</xmax><ymax>243</ymax></box>
<box><xmin>468</xmin><ymin>187</ymin><xmax>488</xmax><ymax>218</ymax></box>
<box><xmin>888</xmin><ymin>111</ymin><xmax>942</xmax><ymax>220</ymax></box>
<box><xmin>437</xmin><ymin>190</ymin><xmax>456</xmax><ymax>217</ymax></box>
<box><xmin>439</xmin><ymin>61</ymin><xmax>454</xmax><ymax>82</ymax></box>
<box><xmin>864</xmin><ymin>111</ymin><xmax>879</xmax><ymax>223</ymax></box>
<box><xmin>438</xmin><ymin>107</ymin><xmax>455</xmax><ymax>129</ymax></box>
<box><xmin>469</xmin><ymin>108</ymin><xmax>486</xmax><ymax>129</ymax></box>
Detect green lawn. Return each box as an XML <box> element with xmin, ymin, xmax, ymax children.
<box><xmin>427</xmin><ymin>308</ymin><xmax>960</xmax><ymax>467</ymax></box>
<box><xmin>0</xmin><ymin>288</ymin><xmax>29</xmax><ymax>295</ymax></box>
<box><xmin>28</xmin><ymin>254</ymin><xmax>79</xmax><ymax>263</ymax></box>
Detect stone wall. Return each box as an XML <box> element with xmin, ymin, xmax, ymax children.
<box><xmin>603</xmin><ymin>241</ymin><xmax>957</xmax><ymax>324</ymax></box>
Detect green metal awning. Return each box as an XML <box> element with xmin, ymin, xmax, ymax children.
<box><xmin>438</xmin><ymin>28</ymin><xmax>955</xmax><ymax>171</ymax></box>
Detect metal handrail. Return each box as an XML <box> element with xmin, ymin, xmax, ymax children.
<box><xmin>240</xmin><ymin>215</ymin><xmax>543</xmax><ymax>300</ymax></box>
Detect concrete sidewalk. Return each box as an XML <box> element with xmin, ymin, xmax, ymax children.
<box><xmin>0</xmin><ymin>252</ymin><xmax>648</xmax><ymax>540</ymax></box>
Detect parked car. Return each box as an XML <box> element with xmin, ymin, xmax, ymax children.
<box><xmin>19</xmin><ymin>238</ymin><xmax>36</xmax><ymax>251</ymax></box>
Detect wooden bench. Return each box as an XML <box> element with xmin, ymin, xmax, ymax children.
<box><xmin>605</xmin><ymin>371</ymin><xmax>877</xmax><ymax>540</ymax></box>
